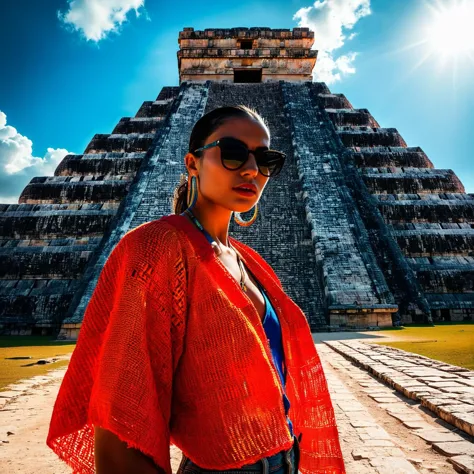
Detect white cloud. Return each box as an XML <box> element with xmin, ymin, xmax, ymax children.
<box><xmin>58</xmin><ymin>0</ymin><xmax>145</xmax><ymax>42</ymax></box>
<box><xmin>0</xmin><ymin>111</ymin><xmax>73</xmax><ymax>203</ymax></box>
<box><xmin>293</xmin><ymin>0</ymin><xmax>371</xmax><ymax>84</ymax></box>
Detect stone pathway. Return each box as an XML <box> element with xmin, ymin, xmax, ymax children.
<box><xmin>1</xmin><ymin>342</ymin><xmax>473</xmax><ymax>473</ymax></box>
<box><xmin>324</xmin><ymin>340</ymin><xmax>474</xmax><ymax>474</ymax></box>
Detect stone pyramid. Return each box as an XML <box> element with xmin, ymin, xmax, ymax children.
<box><xmin>1</xmin><ymin>27</ymin><xmax>472</xmax><ymax>339</ymax></box>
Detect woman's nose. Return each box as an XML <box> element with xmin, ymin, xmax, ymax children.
<box><xmin>240</xmin><ymin>152</ymin><xmax>259</xmax><ymax>174</ymax></box>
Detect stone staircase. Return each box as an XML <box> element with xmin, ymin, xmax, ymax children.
<box><xmin>0</xmin><ymin>87</ymin><xmax>180</xmax><ymax>334</ymax></box>
<box><xmin>205</xmin><ymin>82</ymin><xmax>328</xmax><ymax>329</ymax></box>
<box><xmin>319</xmin><ymin>88</ymin><xmax>474</xmax><ymax>324</ymax></box>
<box><xmin>1</xmin><ymin>77</ymin><xmax>473</xmax><ymax>335</ymax></box>
<box><xmin>283</xmin><ymin>82</ymin><xmax>397</xmax><ymax>327</ymax></box>
<box><xmin>60</xmin><ymin>82</ymin><xmax>210</xmax><ymax>337</ymax></box>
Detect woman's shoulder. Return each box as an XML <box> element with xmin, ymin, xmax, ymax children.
<box><xmin>114</xmin><ymin>217</ymin><xmax>184</xmax><ymax>261</ymax></box>
<box><xmin>122</xmin><ymin>217</ymin><xmax>180</xmax><ymax>245</ymax></box>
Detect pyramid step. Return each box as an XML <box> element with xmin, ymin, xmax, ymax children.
<box><xmin>308</xmin><ymin>82</ymin><xmax>331</xmax><ymax>95</ymax></box>
<box><xmin>351</xmin><ymin>147</ymin><xmax>433</xmax><ymax>168</ymax></box>
<box><xmin>393</xmin><ymin>228</ymin><xmax>474</xmax><ymax>256</ymax></box>
<box><xmin>112</xmin><ymin>117</ymin><xmax>164</xmax><ymax>135</ymax></box>
<box><xmin>425</xmin><ymin>293</ymin><xmax>474</xmax><ymax>310</ymax></box>
<box><xmin>0</xmin><ymin>207</ymin><xmax>115</xmax><ymax>239</ymax></box>
<box><xmin>379</xmin><ymin>199</ymin><xmax>474</xmax><ymax>223</ymax></box>
<box><xmin>0</xmin><ymin>243</ymin><xmax>98</xmax><ymax>279</ymax></box>
<box><xmin>317</xmin><ymin>93</ymin><xmax>352</xmax><ymax>109</ymax></box>
<box><xmin>326</xmin><ymin>109</ymin><xmax>379</xmax><ymax>127</ymax></box>
<box><xmin>84</xmin><ymin>133</ymin><xmax>154</xmax><ymax>154</ymax></box>
<box><xmin>374</xmin><ymin>193</ymin><xmax>474</xmax><ymax>202</ymax></box>
<box><xmin>410</xmin><ymin>257</ymin><xmax>474</xmax><ymax>293</ymax></box>
<box><xmin>338</xmin><ymin>128</ymin><xmax>407</xmax><ymax>148</ymax></box>
<box><xmin>19</xmin><ymin>179</ymin><xmax>130</xmax><ymax>204</ymax></box>
<box><xmin>156</xmin><ymin>86</ymin><xmax>180</xmax><ymax>101</ymax></box>
<box><xmin>135</xmin><ymin>101</ymin><xmax>175</xmax><ymax>118</ymax></box>
<box><xmin>55</xmin><ymin>153</ymin><xmax>144</xmax><ymax>176</ymax></box>
<box><xmin>362</xmin><ymin>169</ymin><xmax>464</xmax><ymax>194</ymax></box>
<box><xmin>0</xmin><ymin>279</ymin><xmax>80</xmax><ymax>330</ymax></box>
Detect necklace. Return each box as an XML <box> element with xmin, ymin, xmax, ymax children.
<box><xmin>182</xmin><ymin>208</ymin><xmax>248</xmax><ymax>291</ymax></box>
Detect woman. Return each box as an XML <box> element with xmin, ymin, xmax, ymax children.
<box><xmin>47</xmin><ymin>105</ymin><xmax>346</xmax><ymax>474</ymax></box>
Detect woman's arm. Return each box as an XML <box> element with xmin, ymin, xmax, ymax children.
<box><xmin>94</xmin><ymin>426</ymin><xmax>166</xmax><ymax>474</ymax></box>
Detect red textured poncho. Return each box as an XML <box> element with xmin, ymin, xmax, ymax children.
<box><xmin>47</xmin><ymin>214</ymin><xmax>346</xmax><ymax>474</ymax></box>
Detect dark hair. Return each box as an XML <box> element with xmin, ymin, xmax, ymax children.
<box><xmin>172</xmin><ymin>105</ymin><xmax>270</xmax><ymax>215</ymax></box>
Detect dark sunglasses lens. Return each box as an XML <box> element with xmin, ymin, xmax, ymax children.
<box><xmin>258</xmin><ymin>151</ymin><xmax>285</xmax><ymax>177</ymax></box>
<box><xmin>219</xmin><ymin>138</ymin><xmax>285</xmax><ymax>177</ymax></box>
<box><xmin>219</xmin><ymin>139</ymin><xmax>248</xmax><ymax>170</ymax></box>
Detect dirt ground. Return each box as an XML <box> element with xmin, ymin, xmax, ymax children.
<box><xmin>0</xmin><ymin>334</ymin><xmax>470</xmax><ymax>473</ymax></box>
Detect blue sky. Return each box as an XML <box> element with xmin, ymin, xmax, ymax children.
<box><xmin>0</xmin><ymin>0</ymin><xmax>473</xmax><ymax>202</ymax></box>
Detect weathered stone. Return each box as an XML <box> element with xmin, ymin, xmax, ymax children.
<box><xmin>414</xmin><ymin>429</ymin><xmax>463</xmax><ymax>444</ymax></box>
<box><xmin>350</xmin><ymin>421</ymin><xmax>378</xmax><ymax>428</ymax></box>
<box><xmin>372</xmin><ymin>396</ymin><xmax>400</xmax><ymax>403</ymax></box>
<box><xmin>2</xmin><ymin>25</ymin><xmax>474</xmax><ymax>336</ymax></box>
<box><xmin>402</xmin><ymin>420</ymin><xmax>440</xmax><ymax>430</ymax></box>
<box><xmin>368</xmin><ymin>456</ymin><xmax>420</xmax><ymax>473</ymax></box>
<box><xmin>364</xmin><ymin>439</ymin><xmax>395</xmax><ymax>447</ymax></box>
<box><xmin>362</xmin><ymin>427</ymin><xmax>392</xmax><ymax>440</ymax></box>
<box><xmin>432</xmin><ymin>441</ymin><xmax>474</xmax><ymax>457</ymax></box>
<box><xmin>448</xmin><ymin>455</ymin><xmax>474</xmax><ymax>474</ymax></box>
<box><xmin>0</xmin><ymin>391</ymin><xmax>21</xmax><ymax>399</ymax></box>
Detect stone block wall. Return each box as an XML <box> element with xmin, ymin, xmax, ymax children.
<box><xmin>204</xmin><ymin>82</ymin><xmax>328</xmax><ymax>329</ymax></box>
<box><xmin>320</xmin><ymin>89</ymin><xmax>474</xmax><ymax>323</ymax></box>
<box><xmin>178</xmin><ymin>27</ymin><xmax>317</xmax><ymax>83</ymax></box>
<box><xmin>0</xmin><ymin>87</ymin><xmax>180</xmax><ymax>334</ymax></box>
<box><xmin>1</xmin><ymin>69</ymin><xmax>472</xmax><ymax>335</ymax></box>
<box><xmin>61</xmin><ymin>82</ymin><xmax>210</xmax><ymax>337</ymax></box>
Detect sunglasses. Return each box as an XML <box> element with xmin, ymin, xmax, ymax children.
<box><xmin>193</xmin><ymin>137</ymin><xmax>286</xmax><ymax>177</ymax></box>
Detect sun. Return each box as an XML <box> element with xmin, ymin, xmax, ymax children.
<box><xmin>424</xmin><ymin>0</ymin><xmax>474</xmax><ymax>61</ymax></box>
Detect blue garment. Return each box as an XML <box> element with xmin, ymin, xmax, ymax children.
<box><xmin>257</xmin><ymin>280</ymin><xmax>294</xmax><ymax>438</ymax></box>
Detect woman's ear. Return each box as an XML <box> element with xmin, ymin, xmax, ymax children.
<box><xmin>185</xmin><ymin>152</ymin><xmax>199</xmax><ymax>174</ymax></box>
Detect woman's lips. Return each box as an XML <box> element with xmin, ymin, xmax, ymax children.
<box><xmin>233</xmin><ymin>188</ymin><xmax>256</xmax><ymax>197</ymax></box>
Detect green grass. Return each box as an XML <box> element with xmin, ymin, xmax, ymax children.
<box><xmin>0</xmin><ymin>336</ymin><xmax>76</xmax><ymax>391</ymax></box>
<box><xmin>374</xmin><ymin>323</ymin><xmax>474</xmax><ymax>370</ymax></box>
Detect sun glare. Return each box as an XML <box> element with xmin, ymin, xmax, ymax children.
<box><xmin>424</xmin><ymin>0</ymin><xmax>474</xmax><ymax>59</ymax></box>
<box><xmin>396</xmin><ymin>0</ymin><xmax>474</xmax><ymax>83</ymax></box>
<box><xmin>426</xmin><ymin>0</ymin><xmax>474</xmax><ymax>56</ymax></box>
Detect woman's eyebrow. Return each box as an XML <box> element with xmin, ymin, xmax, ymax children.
<box><xmin>225</xmin><ymin>136</ymin><xmax>269</xmax><ymax>151</ymax></box>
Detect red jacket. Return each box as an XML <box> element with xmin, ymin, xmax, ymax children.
<box><xmin>47</xmin><ymin>214</ymin><xmax>346</xmax><ymax>474</ymax></box>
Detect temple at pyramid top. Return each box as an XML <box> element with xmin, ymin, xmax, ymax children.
<box><xmin>177</xmin><ymin>27</ymin><xmax>317</xmax><ymax>83</ymax></box>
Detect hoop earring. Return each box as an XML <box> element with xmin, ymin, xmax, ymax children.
<box><xmin>188</xmin><ymin>174</ymin><xmax>258</xmax><ymax>226</ymax></box>
<box><xmin>234</xmin><ymin>203</ymin><xmax>258</xmax><ymax>227</ymax></box>
<box><xmin>187</xmin><ymin>175</ymin><xmax>198</xmax><ymax>209</ymax></box>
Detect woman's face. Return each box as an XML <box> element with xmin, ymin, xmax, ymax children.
<box><xmin>188</xmin><ymin>117</ymin><xmax>271</xmax><ymax>213</ymax></box>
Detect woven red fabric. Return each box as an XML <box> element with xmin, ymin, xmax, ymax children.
<box><xmin>47</xmin><ymin>214</ymin><xmax>346</xmax><ymax>474</ymax></box>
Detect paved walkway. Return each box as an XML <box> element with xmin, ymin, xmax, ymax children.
<box><xmin>0</xmin><ymin>339</ymin><xmax>473</xmax><ymax>473</ymax></box>
<box><xmin>323</xmin><ymin>339</ymin><xmax>474</xmax><ymax>474</ymax></box>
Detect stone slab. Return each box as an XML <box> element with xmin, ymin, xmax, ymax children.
<box><xmin>363</xmin><ymin>427</ymin><xmax>392</xmax><ymax>440</ymax></box>
<box><xmin>372</xmin><ymin>397</ymin><xmax>400</xmax><ymax>403</ymax></box>
<box><xmin>429</xmin><ymin>382</ymin><xmax>467</xmax><ymax>389</ymax></box>
<box><xmin>432</xmin><ymin>441</ymin><xmax>474</xmax><ymax>457</ymax></box>
<box><xmin>402</xmin><ymin>420</ymin><xmax>442</xmax><ymax>430</ymax></box>
<box><xmin>387</xmin><ymin>412</ymin><xmax>425</xmax><ymax>423</ymax></box>
<box><xmin>368</xmin><ymin>456</ymin><xmax>420</xmax><ymax>474</ymax></box>
<box><xmin>0</xmin><ymin>391</ymin><xmax>21</xmax><ymax>399</ymax></box>
<box><xmin>414</xmin><ymin>429</ymin><xmax>464</xmax><ymax>444</ymax></box>
<box><xmin>364</xmin><ymin>439</ymin><xmax>395</xmax><ymax>447</ymax></box>
<box><xmin>449</xmin><ymin>455</ymin><xmax>474</xmax><ymax>474</ymax></box>
<box><xmin>350</xmin><ymin>421</ymin><xmax>378</xmax><ymax>428</ymax></box>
